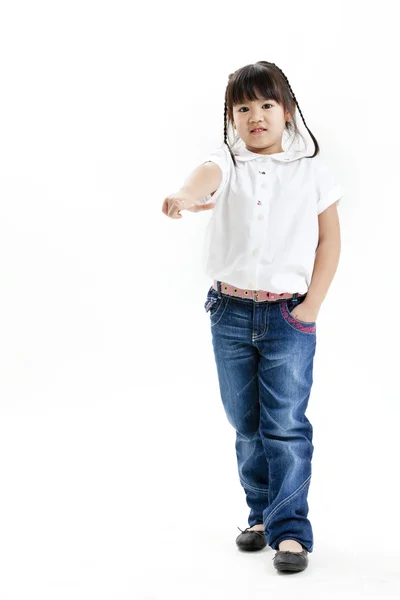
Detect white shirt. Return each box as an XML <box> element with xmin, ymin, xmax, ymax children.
<box><xmin>200</xmin><ymin>143</ymin><xmax>344</xmax><ymax>294</ymax></box>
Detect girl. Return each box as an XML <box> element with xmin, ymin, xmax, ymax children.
<box><xmin>162</xmin><ymin>61</ymin><xmax>344</xmax><ymax>574</ymax></box>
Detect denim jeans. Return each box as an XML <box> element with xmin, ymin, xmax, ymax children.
<box><xmin>204</xmin><ymin>282</ymin><xmax>317</xmax><ymax>552</ymax></box>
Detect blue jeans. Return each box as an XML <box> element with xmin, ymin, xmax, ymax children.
<box><xmin>204</xmin><ymin>282</ymin><xmax>317</xmax><ymax>552</ymax></box>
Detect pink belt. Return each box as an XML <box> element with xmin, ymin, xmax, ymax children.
<box><xmin>213</xmin><ymin>280</ymin><xmax>307</xmax><ymax>303</ymax></box>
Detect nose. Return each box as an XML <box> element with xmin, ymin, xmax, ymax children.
<box><xmin>249</xmin><ymin>114</ymin><xmax>263</xmax><ymax>123</ymax></box>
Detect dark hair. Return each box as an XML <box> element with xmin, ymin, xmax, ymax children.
<box><xmin>223</xmin><ymin>61</ymin><xmax>320</xmax><ymax>166</ymax></box>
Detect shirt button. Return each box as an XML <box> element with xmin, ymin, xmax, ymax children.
<box><xmin>258</xmin><ymin>214</ymin><xmax>264</xmax><ymax>220</ymax></box>
<box><xmin>252</xmin><ymin>248</ymin><xmax>259</xmax><ymax>255</ymax></box>
<box><xmin>261</xmin><ymin>183</ymin><xmax>267</xmax><ymax>188</ymax></box>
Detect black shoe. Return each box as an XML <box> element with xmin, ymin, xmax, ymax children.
<box><xmin>272</xmin><ymin>545</ymin><xmax>309</xmax><ymax>572</ymax></box>
<box><xmin>235</xmin><ymin>526</ymin><xmax>267</xmax><ymax>551</ymax></box>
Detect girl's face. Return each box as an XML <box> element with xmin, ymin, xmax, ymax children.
<box><xmin>231</xmin><ymin>96</ymin><xmax>292</xmax><ymax>155</ymax></box>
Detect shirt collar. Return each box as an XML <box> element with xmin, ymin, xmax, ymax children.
<box><xmin>233</xmin><ymin>145</ymin><xmax>307</xmax><ymax>163</ymax></box>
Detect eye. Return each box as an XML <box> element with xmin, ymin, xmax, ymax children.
<box><xmin>238</xmin><ymin>103</ymin><xmax>273</xmax><ymax>112</ymax></box>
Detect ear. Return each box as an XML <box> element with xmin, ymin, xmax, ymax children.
<box><xmin>285</xmin><ymin>100</ymin><xmax>296</xmax><ymax>122</ymax></box>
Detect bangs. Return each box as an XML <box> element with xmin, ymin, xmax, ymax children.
<box><xmin>230</xmin><ymin>66</ymin><xmax>284</xmax><ymax>107</ymax></box>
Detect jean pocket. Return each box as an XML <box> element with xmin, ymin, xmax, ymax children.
<box><xmin>204</xmin><ymin>285</ymin><xmax>224</xmax><ymax>317</ymax></box>
<box><xmin>280</xmin><ymin>297</ymin><xmax>316</xmax><ymax>333</ymax></box>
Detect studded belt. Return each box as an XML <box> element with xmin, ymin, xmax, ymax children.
<box><xmin>213</xmin><ymin>280</ymin><xmax>307</xmax><ymax>303</ymax></box>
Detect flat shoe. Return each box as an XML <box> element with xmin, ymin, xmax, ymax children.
<box><xmin>236</xmin><ymin>526</ymin><xmax>267</xmax><ymax>551</ymax></box>
<box><xmin>272</xmin><ymin>546</ymin><xmax>309</xmax><ymax>572</ymax></box>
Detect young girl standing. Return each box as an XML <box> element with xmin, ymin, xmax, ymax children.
<box><xmin>162</xmin><ymin>61</ymin><xmax>344</xmax><ymax>574</ymax></box>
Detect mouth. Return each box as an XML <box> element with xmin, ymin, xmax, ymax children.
<box><xmin>250</xmin><ymin>128</ymin><xmax>267</xmax><ymax>135</ymax></box>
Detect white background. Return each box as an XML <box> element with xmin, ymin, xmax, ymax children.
<box><xmin>0</xmin><ymin>0</ymin><xmax>399</xmax><ymax>598</ymax></box>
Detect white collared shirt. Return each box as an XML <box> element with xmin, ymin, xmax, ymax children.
<box><xmin>200</xmin><ymin>143</ymin><xmax>344</xmax><ymax>294</ymax></box>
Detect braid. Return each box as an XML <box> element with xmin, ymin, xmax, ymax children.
<box><xmin>266</xmin><ymin>62</ymin><xmax>319</xmax><ymax>157</ymax></box>
<box><xmin>224</xmin><ymin>95</ymin><xmax>237</xmax><ymax>167</ymax></box>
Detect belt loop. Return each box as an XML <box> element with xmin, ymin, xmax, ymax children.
<box><xmin>292</xmin><ymin>292</ymin><xmax>299</xmax><ymax>300</ymax></box>
<box><xmin>216</xmin><ymin>280</ymin><xmax>222</xmax><ymax>298</ymax></box>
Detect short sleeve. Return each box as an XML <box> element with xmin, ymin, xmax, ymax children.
<box><xmin>314</xmin><ymin>156</ymin><xmax>345</xmax><ymax>215</ymax></box>
<box><xmin>200</xmin><ymin>144</ymin><xmax>231</xmax><ymax>204</ymax></box>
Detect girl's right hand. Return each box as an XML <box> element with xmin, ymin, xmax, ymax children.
<box><xmin>162</xmin><ymin>191</ymin><xmax>216</xmax><ymax>219</ymax></box>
